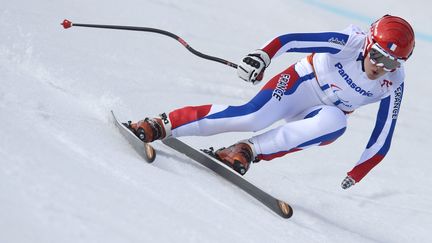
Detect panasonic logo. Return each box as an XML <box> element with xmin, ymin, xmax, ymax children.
<box><xmin>335</xmin><ymin>62</ymin><xmax>373</xmax><ymax>97</ymax></box>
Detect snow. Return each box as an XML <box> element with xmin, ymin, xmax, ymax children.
<box><xmin>1</xmin><ymin>0</ymin><xmax>431</xmax><ymax>242</ymax></box>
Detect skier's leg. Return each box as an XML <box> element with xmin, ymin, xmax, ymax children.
<box><xmin>249</xmin><ymin>105</ymin><xmax>347</xmax><ymax>161</ymax></box>
<box><xmin>127</xmin><ymin>62</ymin><xmax>321</xmax><ymax>146</ymax></box>
<box><xmin>214</xmin><ymin>105</ymin><xmax>346</xmax><ymax>174</ymax></box>
<box><xmin>168</xmin><ymin>64</ymin><xmax>320</xmax><ymax>137</ymax></box>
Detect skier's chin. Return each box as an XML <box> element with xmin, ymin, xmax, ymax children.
<box><xmin>367</xmin><ymin>73</ymin><xmax>379</xmax><ymax>80</ymax></box>
<box><xmin>366</xmin><ymin>71</ymin><xmax>384</xmax><ymax>80</ymax></box>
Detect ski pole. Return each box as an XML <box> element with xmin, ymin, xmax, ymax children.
<box><xmin>61</xmin><ymin>19</ymin><xmax>238</xmax><ymax>69</ymax></box>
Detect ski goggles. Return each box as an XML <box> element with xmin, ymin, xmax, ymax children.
<box><xmin>369</xmin><ymin>43</ymin><xmax>405</xmax><ymax>71</ymax></box>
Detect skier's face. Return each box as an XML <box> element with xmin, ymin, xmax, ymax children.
<box><xmin>364</xmin><ymin>54</ymin><xmax>388</xmax><ymax>80</ymax></box>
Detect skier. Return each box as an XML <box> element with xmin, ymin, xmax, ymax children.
<box><xmin>128</xmin><ymin>15</ymin><xmax>414</xmax><ymax>189</ymax></box>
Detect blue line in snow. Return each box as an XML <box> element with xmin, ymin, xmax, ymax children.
<box><xmin>302</xmin><ymin>0</ymin><xmax>432</xmax><ymax>43</ymax></box>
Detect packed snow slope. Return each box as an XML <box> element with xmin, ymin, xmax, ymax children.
<box><xmin>1</xmin><ymin>0</ymin><xmax>431</xmax><ymax>242</ymax></box>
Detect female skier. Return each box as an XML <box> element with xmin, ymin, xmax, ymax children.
<box><xmin>127</xmin><ymin>15</ymin><xmax>415</xmax><ymax>189</ymax></box>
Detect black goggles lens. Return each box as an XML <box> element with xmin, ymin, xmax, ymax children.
<box><xmin>369</xmin><ymin>48</ymin><xmax>401</xmax><ymax>70</ymax></box>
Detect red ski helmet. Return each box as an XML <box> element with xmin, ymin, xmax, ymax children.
<box><xmin>367</xmin><ymin>15</ymin><xmax>415</xmax><ymax>60</ymax></box>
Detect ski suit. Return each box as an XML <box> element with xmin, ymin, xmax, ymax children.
<box><xmin>163</xmin><ymin>25</ymin><xmax>404</xmax><ymax>183</ymax></box>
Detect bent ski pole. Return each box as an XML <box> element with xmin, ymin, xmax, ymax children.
<box><xmin>61</xmin><ymin>19</ymin><xmax>238</xmax><ymax>69</ymax></box>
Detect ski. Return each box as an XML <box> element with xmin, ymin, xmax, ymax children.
<box><xmin>162</xmin><ymin>137</ymin><xmax>293</xmax><ymax>218</ymax></box>
<box><xmin>111</xmin><ymin>111</ymin><xmax>292</xmax><ymax>218</ymax></box>
<box><xmin>111</xmin><ymin>111</ymin><xmax>156</xmax><ymax>163</ymax></box>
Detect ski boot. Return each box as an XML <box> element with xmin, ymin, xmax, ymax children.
<box><xmin>214</xmin><ymin>141</ymin><xmax>256</xmax><ymax>175</ymax></box>
<box><xmin>124</xmin><ymin>114</ymin><xmax>170</xmax><ymax>143</ymax></box>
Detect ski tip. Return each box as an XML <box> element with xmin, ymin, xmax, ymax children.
<box><xmin>144</xmin><ymin>143</ymin><xmax>156</xmax><ymax>163</ymax></box>
<box><xmin>277</xmin><ymin>200</ymin><xmax>293</xmax><ymax>218</ymax></box>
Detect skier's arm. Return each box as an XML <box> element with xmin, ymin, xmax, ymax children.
<box><xmin>261</xmin><ymin>31</ymin><xmax>350</xmax><ymax>59</ymax></box>
<box><xmin>346</xmin><ymin>82</ymin><xmax>404</xmax><ymax>184</ymax></box>
<box><xmin>238</xmin><ymin>31</ymin><xmax>350</xmax><ymax>83</ymax></box>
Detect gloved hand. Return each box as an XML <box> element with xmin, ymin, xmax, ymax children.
<box><xmin>237</xmin><ymin>50</ymin><xmax>271</xmax><ymax>84</ymax></box>
<box><xmin>341</xmin><ymin>175</ymin><xmax>356</xmax><ymax>189</ymax></box>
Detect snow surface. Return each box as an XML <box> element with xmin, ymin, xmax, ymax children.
<box><xmin>1</xmin><ymin>0</ymin><xmax>431</xmax><ymax>242</ymax></box>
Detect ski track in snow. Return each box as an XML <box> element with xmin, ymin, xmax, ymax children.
<box><xmin>1</xmin><ymin>1</ymin><xmax>431</xmax><ymax>243</ymax></box>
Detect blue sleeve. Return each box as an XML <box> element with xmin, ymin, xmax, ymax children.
<box><xmin>348</xmin><ymin>82</ymin><xmax>404</xmax><ymax>182</ymax></box>
<box><xmin>262</xmin><ymin>31</ymin><xmax>350</xmax><ymax>58</ymax></box>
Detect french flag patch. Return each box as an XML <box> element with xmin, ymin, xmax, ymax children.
<box><xmin>387</xmin><ymin>42</ymin><xmax>397</xmax><ymax>52</ymax></box>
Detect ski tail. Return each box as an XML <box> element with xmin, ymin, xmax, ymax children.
<box><xmin>111</xmin><ymin>111</ymin><xmax>156</xmax><ymax>163</ymax></box>
<box><xmin>163</xmin><ymin>138</ymin><xmax>293</xmax><ymax>218</ymax></box>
